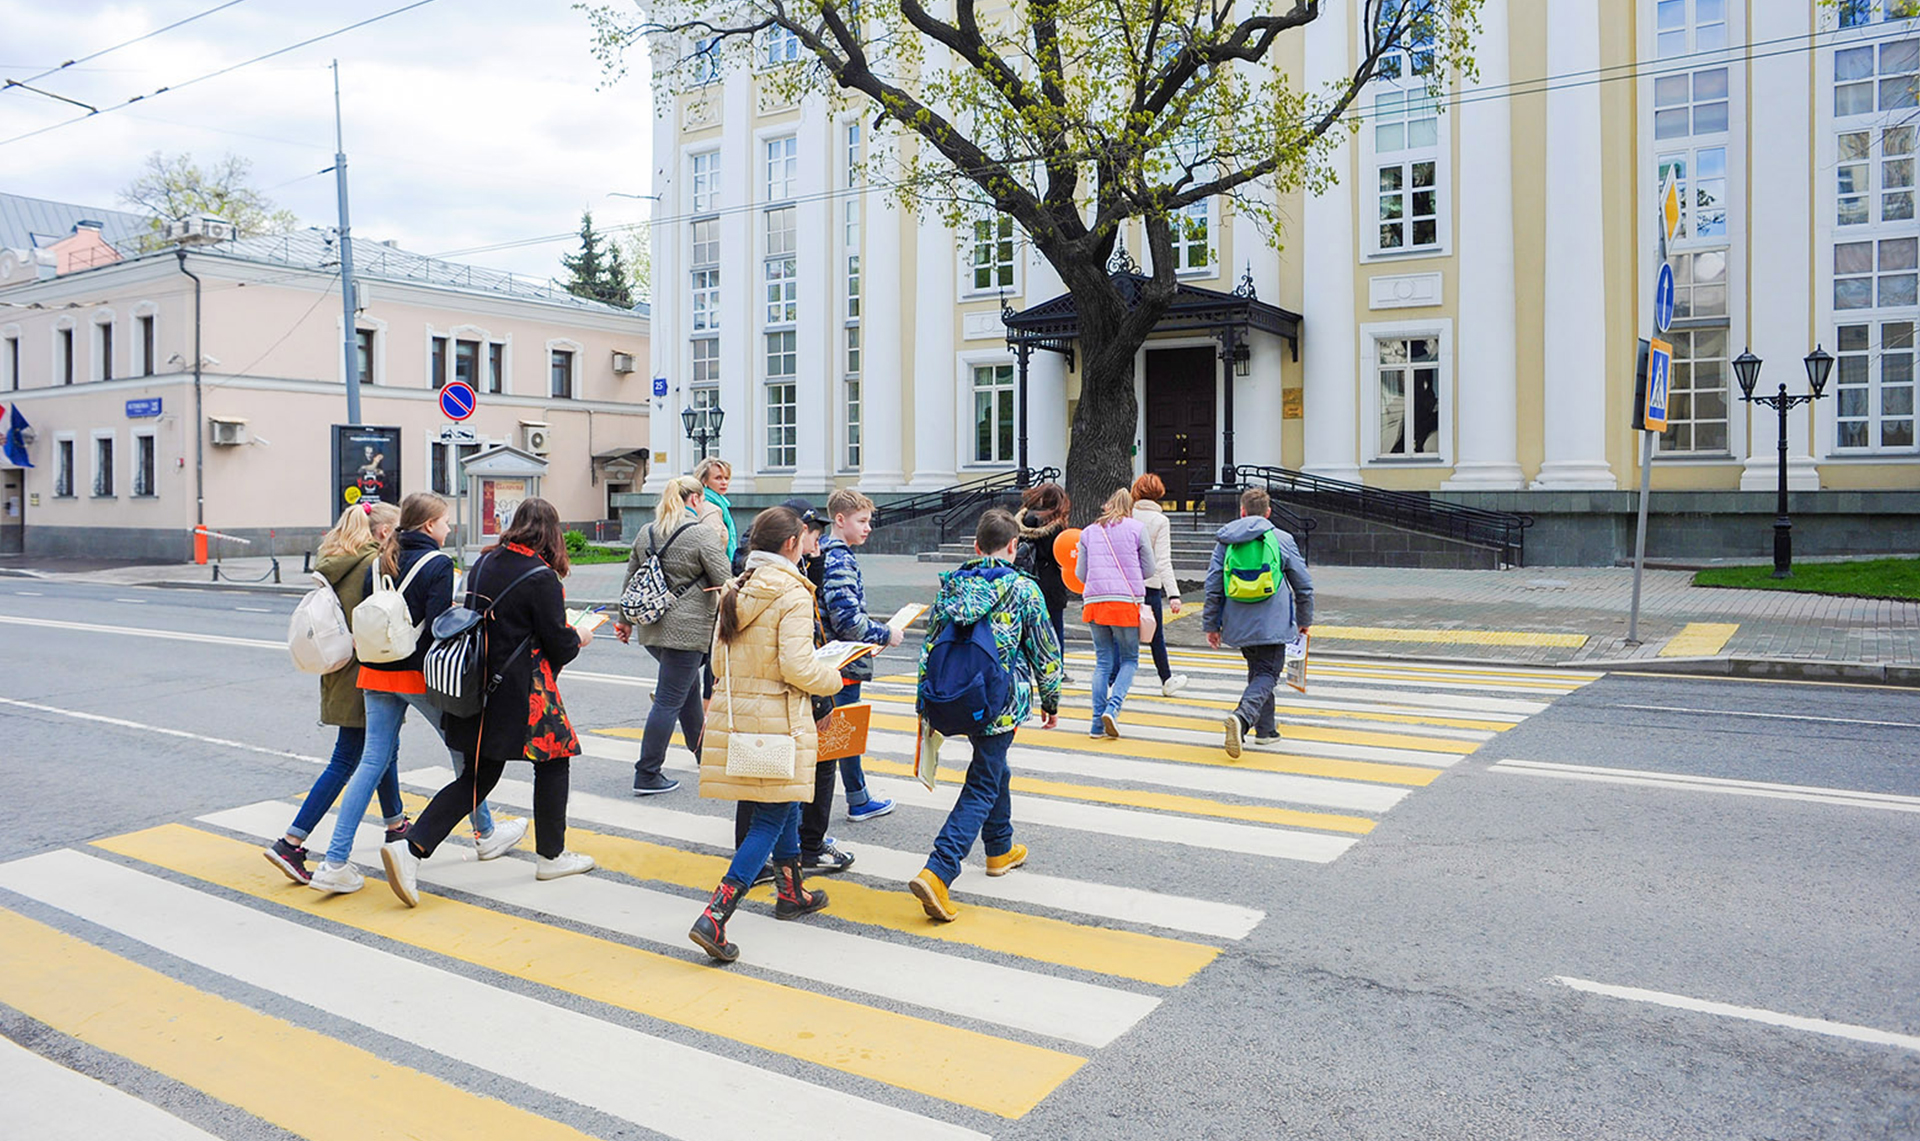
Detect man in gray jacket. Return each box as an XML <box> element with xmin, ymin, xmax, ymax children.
<box><xmin>1203</xmin><ymin>487</ymin><xmax>1314</xmax><ymax>758</ymax></box>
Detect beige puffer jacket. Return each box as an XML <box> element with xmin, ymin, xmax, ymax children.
<box><xmin>700</xmin><ymin>554</ymin><xmax>843</xmax><ymax>803</ymax></box>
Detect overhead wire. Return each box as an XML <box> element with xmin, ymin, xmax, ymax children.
<box><xmin>1</xmin><ymin>0</ymin><xmax>256</xmax><ymax>91</ymax></box>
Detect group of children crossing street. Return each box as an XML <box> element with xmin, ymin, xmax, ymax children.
<box><xmin>266</xmin><ymin>463</ymin><xmax>1313</xmax><ymax>965</ymax></box>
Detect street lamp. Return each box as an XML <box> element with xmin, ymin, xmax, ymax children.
<box><xmin>1735</xmin><ymin>347</ymin><xmax>1830</xmax><ymax>578</ymax></box>
<box><xmin>681</xmin><ymin>403</ymin><xmax>724</xmax><ymax>459</ymax></box>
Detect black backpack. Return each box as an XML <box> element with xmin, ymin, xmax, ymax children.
<box><xmin>421</xmin><ymin>554</ymin><xmax>550</xmax><ymax>718</ymax></box>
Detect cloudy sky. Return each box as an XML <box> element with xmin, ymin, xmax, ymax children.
<box><xmin>0</xmin><ymin>0</ymin><xmax>656</xmax><ymax>283</ymax></box>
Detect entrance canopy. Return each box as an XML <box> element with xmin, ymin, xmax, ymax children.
<box><xmin>1001</xmin><ymin>270</ymin><xmax>1301</xmax><ymax>363</ymax></box>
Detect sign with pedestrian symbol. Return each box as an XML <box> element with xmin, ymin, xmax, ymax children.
<box><xmin>439</xmin><ymin>380</ymin><xmax>477</xmax><ymax>422</ymax></box>
<box><xmin>1654</xmin><ymin>262</ymin><xmax>1675</xmax><ymax>333</ymax></box>
<box><xmin>1645</xmin><ymin>337</ymin><xmax>1672</xmax><ymax>432</ymax></box>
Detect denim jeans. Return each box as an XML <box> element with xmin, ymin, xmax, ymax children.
<box><xmin>323</xmin><ymin>689</ymin><xmax>491</xmax><ymax>865</ymax></box>
<box><xmin>926</xmin><ymin>731</ymin><xmax>1014</xmax><ymax>884</ymax></box>
<box><xmin>726</xmin><ymin>801</ymin><xmax>801</xmax><ymax>886</ymax></box>
<box><xmin>833</xmin><ymin>682</ymin><xmax>872</xmax><ymax>807</ymax></box>
<box><xmin>1088</xmin><ymin>623</ymin><xmax>1140</xmax><ymax>734</ymax></box>
<box><xmin>285</xmin><ymin>726</ymin><xmax>404</xmax><ymax>843</ymax></box>
<box><xmin>640</xmin><ymin>646</ymin><xmax>706</xmax><ymax>780</ymax></box>
<box><xmin>1234</xmin><ymin>644</ymin><xmax>1285</xmax><ymax>737</ymax></box>
<box><xmin>1144</xmin><ymin>587</ymin><xmax>1173</xmax><ymax>682</ymax></box>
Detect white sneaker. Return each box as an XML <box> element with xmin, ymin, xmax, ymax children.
<box><xmin>475</xmin><ymin>817</ymin><xmax>528</xmax><ymax>861</ymax></box>
<box><xmin>308</xmin><ymin>861</ymin><xmax>364</xmax><ymax>895</ymax></box>
<box><xmin>536</xmin><ymin>851</ymin><xmax>596</xmax><ymax>881</ymax></box>
<box><xmin>1161</xmin><ymin>675</ymin><xmax>1189</xmax><ymax>697</ymax></box>
<box><xmin>1247</xmin><ymin>733</ymin><xmax>1284</xmax><ymax>751</ymax></box>
<box><xmin>380</xmin><ymin>840</ymin><xmax>420</xmax><ymax>908</ymax></box>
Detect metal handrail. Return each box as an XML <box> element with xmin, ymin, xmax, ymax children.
<box><xmin>1179</xmin><ymin>481</ymin><xmax>1317</xmax><ymax>564</ymax></box>
<box><xmin>1233</xmin><ymin>464</ymin><xmax>1532</xmax><ymax>567</ymax></box>
<box><xmin>873</xmin><ymin>467</ymin><xmax>1062</xmax><ymax>532</ymax></box>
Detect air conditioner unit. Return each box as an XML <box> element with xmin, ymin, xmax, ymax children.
<box><xmin>163</xmin><ymin>214</ymin><xmax>235</xmax><ymax>247</ymax></box>
<box><xmin>521</xmin><ymin>422</ymin><xmax>551</xmax><ymax>455</ymax></box>
<box><xmin>611</xmin><ymin>351</ymin><xmax>636</xmax><ymax>374</ymax></box>
<box><xmin>209</xmin><ymin>417</ymin><xmax>250</xmax><ymax>447</ymax></box>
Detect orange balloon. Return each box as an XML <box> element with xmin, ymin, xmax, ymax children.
<box><xmin>1054</xmin><ymin>528</ymin><xmax>1084</xmax><ymax>593</ymax></box>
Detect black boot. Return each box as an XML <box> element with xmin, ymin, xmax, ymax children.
<box><xmin>774</xmin><ymin>858</ymin><xmax>828</xmax><ymax>920</ymax></box>
<box><xmin>689</xmin><ymin>878</ymin><xmax>745</xmax><ymax>962</ymax></box>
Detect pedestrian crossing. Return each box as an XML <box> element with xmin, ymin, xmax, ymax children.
<box><xmin>0</xmin><ymin>650</ymin><xmax>1599</xmax><ymax>1139</ymax></box>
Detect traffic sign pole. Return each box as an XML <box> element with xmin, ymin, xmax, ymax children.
<box><xmin>1628</xmin><ymin>180</ymin><xmax>1682</xmax><ymax>645</ymax></box>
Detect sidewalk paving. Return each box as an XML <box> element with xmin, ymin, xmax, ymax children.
<box><xmin>12</xmin><ymin>550</ymin><xmax>1919</xmax><ymax>681</ymax></box>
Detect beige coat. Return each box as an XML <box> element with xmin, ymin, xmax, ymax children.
<box><xmin>700</xmin><ymin>556</ymin><xmax>843</xmax><ymax>803</ymax></box>
<box><xmin>1133</xmin><ymin>500</ymin><xmax>1180</xmax><ymax>597</ymax></box>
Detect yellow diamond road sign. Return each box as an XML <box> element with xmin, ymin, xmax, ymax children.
<box><xmin>1661</xmin><ymin>179</ymin><xmax>1681</xmax><ymax>245</ymax></box>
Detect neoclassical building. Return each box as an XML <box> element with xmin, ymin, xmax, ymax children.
<box><xmin>641</xmin><ymin>0</ymin><xmax>1920</xmax><ymax>556</ymax></box>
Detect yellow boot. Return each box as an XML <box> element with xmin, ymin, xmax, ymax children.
<box><xmin>910</xmin><ymin>868</ymin><xmax>958</xmax><ymax>922</ymax></box>
<box><xmin>985</xmin><ymin>843</ymin><xmax>1028</xmax><ymax>877</ymax></box>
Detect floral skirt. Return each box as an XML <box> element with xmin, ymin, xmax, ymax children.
<box><xmin>524</xmin><ymin>654</ymin><xmax>581</xmax><ymax>763</ymax></box>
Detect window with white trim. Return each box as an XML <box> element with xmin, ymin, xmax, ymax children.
<box><xmin>690</xmin><ymin>383</ymin><xmax>721</xmax><ymax>460</ymax></box>
<box><xmin>1376</xmin><ymin>156</ymin><xmax>1438</xmax><ymax>252</ymax></box>
<box><xmin>691</xmin><ymin>151</ymin><xmax>721</xmax><ymax>213</ymax></box>
<box><xmin>1670</xmin><ymin>250</ymin><xmax>1728</xmax><ymax>319</ymax></box>
<box><xmin>845</xmin><ymin>121</ymin><xmax>862</xmax><ymax>183</ymax></box>
<box><xmin>1175</xmin><ymin>199</ymin><xmax>1213</xmax><ymax>274</ymax></box>
<box><xmin>550</xmin><ymin>348</ymin><xmax>575</xmax><ymax>399</ymax></box>
<box><xmin>1835</xmin><ymin>236</ymin><xmax>1919</xmax><ymax>310</ymax></box>
<box><xmin>430</xmin><ymin>440</ymin><xmax>483</xmax><ymax>497</ymax></box>
<box><xmin>54</xmin><ymin>438</ymin><xmax>74</xmax><ymax>497</ymax></box>
<box><xmin>692</xmin><ymin>34</ymin><xmax>721</xmax><ymax>85</ymax></box>
<box><xmin>1838</xmin><ymin>125</ymin><xmax>1916</xmax><ymax>227</ymax></box>
<box><xmin>970</xmin><ymin>213</ymin><xmax>1015</xmax><ymax>292</ymax></box>
<box><xmin>765</xmin><ymin>206</ymin><xmax>797</xmax><ymax>325</ymax></box>
<box><xmin>692</xmin><ymin>218</ymin><xmax>721</xmax><ymax>331</ymax></box>
<box><xmin>57</xmin><ymin>326</ymin><xmax>73</xmax><ymax>385</ymax></box>
<box><xmin>3</xmin><ymin>334</ymin><xmax>17</xmax><ymax>391</ymax></box>
<box><xmin>431</xmin><ymin>335</ymin><xmax>448</xmax><ymax>389</ymax></box>
<box><xmin>1835</xmin><ymin>320</ymin><xmax>1916</xmax><ymax>450</ymax></box>
<box><xmin>92</xmin><ymin>433</ymin><xmax>115</xmax><ymax>498</ymax></box>
<box><xmin>1374</xmin><ymin>336</ymin><xmax>1441</xmax><ymax>458</ymax></box>
<box><xmin>693</xmin><ymin>336</ymin><xmax>720</xmax><ymax>387</ymax></box>
<box><xmin>765</xmin><ymin>136</ymin><xmax>798</xmax><ymax>201</ymax></box>
<box><xmin>844</xmin><ymin>200</ymin><xmax>862</xmax><ymax>319</ymax></box>
<box><xmin>971</xmin><ymin>363</ymin><xmax>1016</xmax><ymax>464</ymax></box>
<box><xmin>765</xmin><ymin>330</ymin><xmax>797</xmax><ymax>469</ymax></box>
<box><xmin>93</xmin><ymin>317</ymin><xmax>113</xmax><ymax>382</ymax></box>
<box><xmin>1655</xmin><ymin>147</ymin><xmax>1728</xmax><ymax>242</ymax></box>
<box><xmin>1657</xmin><ymin>328</ymin><xmax>1730</xmax><ymax>453</ymax></box>
<box><xmin>132</xmin><ymin>431</ymin><xmax>157</xmax><ymax>497</ymax></box>
<box><xmin>844</xmin><ymin>375</ymin><xmax>862</xmax><ymax>470</ymax></box>
<box><xmin>356</xmin><ymin>329</ymin><xmax>376</xmax><ymax>386</ymax></box>
<box><xmin>1653</xmin><ymin>67</ymin><xmax>1728</xmax><ymax>140</ymax></box>
<box><xmin>136</xmin><ymin>314</ymin><xmax>155</xmax><ymax>376</ymax></box>
<box><xmin>1369</xmin><ymin>1</ymin><xmax>1441</xmax><ymax>256</ymax></box>
<box><xmin>1839</xmin><ymin>1</ymin><xmax>1920</xmax><ymax>28</ymax></box>
<box><xmin>1654</xmin><ymin>0</ymin><xmax>1726</xmax><ymax>58</ymax></box>
<box><xmin>487</xmin><ymin>342</ymin><xmax>504</xmax><ymax>394</ymax></box>
<box><xmin>1834</xmin><ymin>37</ymin><xmax>1919</xmax><ymax>118</ymax></box>
<box><xmin>762</xmin><ymin>25</ymin><xmax>799</xmax><ymax>67</ymax></box>
<box><xmin>1374</xmin><ymin>0</ymin><xmax>1435</xmax><ymax>81</ymax></box>
<box><xmin>454</xmin><ymin>339</ymin><xmax>480</xmax><ymax>390</ymax></box>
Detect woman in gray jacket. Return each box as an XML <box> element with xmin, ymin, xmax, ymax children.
<box><xmin>615</xmin><ymin>475</ymin><xmax>733</xmax><ymax>794</ymax></box>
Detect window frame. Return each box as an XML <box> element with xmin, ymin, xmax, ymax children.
<box><xmin>486</xmin><ymin>341</ymin><xmax>505</xmax><ymax>395</ymax></box>
<box><xmin>2</xmin><ymin>327</ymin><xmax>18</xmax><ymax>391</ymax></box>
<box><xmin>964</xmin><ymin>211</ymin><xmax>1020</xmax><ymax>296</ymax></box>
<box><xmin>54</xmin><ymin>434</ymin><xmax>76</xmax><ymax>498</ymax></box>
<box><xmin>763</xmin><ymin>204</ymin><xmax>798</xmax><ymax>327</ymax></box>
<box><xmin>1358</xmin><ymin>318</ymin><xmax>1454</xmax><ymax>467</ymax></box>
<box><xmin>764</xmin><ymin>329</ymin><xmax>798</xmax><ymax>470</ymax></box>
<box><xmin>55</xmin><ymin>322</ymin><xmax>74</xmax><ymax>386</ymax></box>
<box><xmin>91</xmin><ymin>429</ymin><xmax>116</xmax><ymax>498</ymax></box>
<box><xmin>91</xmin><ymin>310</ymin><xmax>114</xmax><ymax>383</ymax></box>
<box><xmin>131</xmin><ymin>429</ymin><xmax>158</xmax><ymax>498</ymax></box>
<box><xmin>961</xmin><ymin>355</ymin><xmax>1019</xmax><ymax>468</ymax></box>
<box><xmin>133</xmin><ymin>309</ymin><xmax>156</xmax><ymax>377</ymax></box>
<box><xmin>764</xmin><ymin>135</ymin><xmax>798</xmax><ymax>203</ymax></box>
<box><xmin>549</xmin><ymin>346</ymin><xmax>577</xmax><ymax>400</ymax></box>
<box><xmin>1654</xmin><ymin>324</ymin><xmax>1734</xmax><ymax>456</ymax></box>
<box><xmin>431</xmin><ymin>334</ymin><xmax>449</xmax><ymax>390</ymax></box>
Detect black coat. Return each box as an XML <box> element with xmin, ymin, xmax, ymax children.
<box><xmin>358</xmin><ymin>530</ymin><xmax>455</xmax><ymax>677</ymax></box>
<box><xmin>443</xmin><ymin>547</ymin><xmax>580</xmax><ymax>761</ymax></box>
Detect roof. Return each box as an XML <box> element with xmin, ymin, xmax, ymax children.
<box><xmin>1004</xmin><ymin>271</ymin><xmax>1301</xmax><ymax>359</ymax></box>
<box><xmin>0</xmin><ymin>192</ymin><xmax>148</xmax><ymax>251</ymax></box>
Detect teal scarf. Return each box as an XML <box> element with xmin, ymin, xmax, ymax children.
<box><xmin>705</xmin><ymin>486</ymin><xmax>737</xmax><ymax>559</ymax></box>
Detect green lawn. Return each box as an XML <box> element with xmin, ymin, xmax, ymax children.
<box><xmin>569</xmin><ymin>545</ymin><xmax>630</xmax><ymax>566</ymax></box>
<box><xmin>1693</xmin><ymin>557</ymin><xmax>1920</xmax><ymax>601</ymax></box>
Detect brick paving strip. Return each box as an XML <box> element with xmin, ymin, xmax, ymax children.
<box><xmin>7</xmin><ymin>552</ymin><xmax>1918</xmax><ymax>682</ymax></box>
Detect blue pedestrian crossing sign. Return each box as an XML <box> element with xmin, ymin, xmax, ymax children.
<box><xmin>1645</xmin><ymin>337</ymin><xmax>1672</xmax><ymax>432</ymax></box>
<box><xmin>439</xmin><ymin>380</ymin><xmax>477</xmax><ymax>422</ymax></box>
<box><xmin>1654</xmin><ymin>262</ymin><xmax>1675</xmax><ymax>333</ymax></box>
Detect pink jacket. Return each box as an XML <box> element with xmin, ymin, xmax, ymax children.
<box><xmin>1076</xmin><ymin>517</ymin><xmax>1156</xmax><ymax>606</ymax></box>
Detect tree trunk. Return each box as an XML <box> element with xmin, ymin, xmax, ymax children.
<box><xmin>1060</xmin><ymin>274</ymin><xmax>1172</xmax><ymax>524</ymax></box>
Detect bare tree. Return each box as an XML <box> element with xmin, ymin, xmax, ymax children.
<box><xmin>585</xmin><ymin>0</ymin><xmax>1478</xmax><ymax>506</ymax></box>
<box><xmin>119</xmin><ymin>151</ymin><xmax>300</xmax><ymax>249</ymax></box>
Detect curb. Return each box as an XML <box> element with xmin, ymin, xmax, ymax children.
<box><xmin>1565</xmin><ymin>654</ymin><xmax>1920</xmax><ymax>687</ymax></box>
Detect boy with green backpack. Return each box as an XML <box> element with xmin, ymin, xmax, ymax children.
<box><xmin>1203</xmin><ymin>487</ymin><xmax>1314</xmax><ymax>759</ymax></box>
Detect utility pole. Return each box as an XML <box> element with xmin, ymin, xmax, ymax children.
<box><xmin>333</xmin><ymin>60</ymin><xmax>362</xmax><ymax>427</ymax></box>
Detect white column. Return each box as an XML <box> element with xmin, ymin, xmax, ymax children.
<box><xmin>1443</xmin><ymin>0</ymin><xmax>1525</xmax><ymax>490</ymax></box>
<box><xmin>1743</xmin><ymin>1</ymin><xmax>1819</xmax><ymax>491</ymax></box>
<box><xmin>792</xmin><ymin>98</ymin><xmax>833</xmax><ymax>490</ymax></box>
<box><xmin>1531</xmin><ymin>0</ymin><xmax>1617</xmax><ymax>489</ymax></box>
<box><xmin>643</xmin><ymin>47</ymin><xmax>679</xmax><ymax>494</ymax></box>
<box><xmin>716</xmin><ymin>71</ymin><xmax>757</xmax><ymax>490</ymax></box>
<box><xmin>1300</xmin><ymin>4</ymin><xmax>1361</xmax><ymax>482</ymax></box>
<box><xmin>860</xmin><ymin>138</ymin><xmax>907</xmax><ymax>490</ymax></box>
<box><xmin>1025</xmin><ymin>245</ymin><xmax>1068</xmax><ymax>471</ymax></box>
<box><xmin>908</xmin><ymin>220</ymin><xmax>958</xmax><ymax>487</ymax></box>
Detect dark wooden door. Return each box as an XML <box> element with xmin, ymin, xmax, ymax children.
<box><xmin>1144</xmin><ymin>347</ymin><xmax>1217</xmax><ymax>503</ymax></box>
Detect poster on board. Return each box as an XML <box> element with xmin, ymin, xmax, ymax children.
<box><xmin>480</xmin><ymin>477</ymin><xmax>527</xmax><ymax>537</ymax></box>
<box><xmin>330</xmin><ymin>425</ymin><xmax>404</xmax><ymax>515</ymax></box>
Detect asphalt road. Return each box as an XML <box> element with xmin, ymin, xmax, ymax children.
<box><xmin>0</xmin><ymin>581</ymin><xmax>1914</xmax><ymax>1140</ymax></box>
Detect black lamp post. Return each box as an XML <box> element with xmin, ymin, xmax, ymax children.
<box><xmin>1735</xmin><ymin>347</ymin><xmax>1831</xmax><ymax>578</ymax></box>
<box><xmin>681</xmin><ymin>403</ymin><xmax>724</xmax><ymax>459</ymax></box>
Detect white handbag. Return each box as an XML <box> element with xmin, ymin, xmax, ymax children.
<box><xmin>720</xmin><ymin>640</ymin><xmax>797</xmax><ymax>779</ymax></box>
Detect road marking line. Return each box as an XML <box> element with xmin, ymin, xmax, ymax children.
<box><xmin>203</xmin><ymin>801</ymin><xmax>1164</xmax><ymax>1046</ymax></box>
<box><xmin>0</xmin><ymin>696</ymin><xmax>326</xmax><ymax>764</ymax></box>
<box><xmin>0</xmin><ymin>850</ymin><xmax>986</xmax><ymax>1139</ymax></box>
<box><xmin>97</xmin><ymin>824</ymin><xmax>1084</xmax><ymax>1118</ymax></box>
<box><xmin>0</xmin><ymin>614</ymin><xmax>284</xmax><ymax>650</ymax></box>
<box><xmin>1053</xmin><ymin>652</ymin><xmax>1599</xmax><ymax>688</ymax></box>
<box><xmin>1659</xmin><ymin>622</ymin><xmax>1739</xmax><ymax>657</ymax></box>
<box><xmin>1553</xmin><ymin>976</ymin><xmax>1920</xmax><ymax>1054</ymax></box>
<box><xmin>405</xmin><ymin>767</ymin><xmax>1263</xmax><ymax>940</ymax></box>
<box><xmin>235</xmin><ymin>606</ymin><xmax>274</xmax><ymax>613</ymax></box>
<box><xmin>1308</xmin><ymin>624</ymin><xmax>1590</xmax><ymax>649</ymax></box>
<box><xmin>0</xmin><ymin>1034</ymin><xmax>221</xmax><ymax>1141</ymax></box>
<box><xmin>1490</xmin><ymin>759</ymin><xmax>1920</xmax><ymax>813</ymax></box>
<box><xmin>1611</xmin><ymin>703</ymin><xmax>1920</xmax><ymax>729</ymax></box>
<box><xmin>111</xmin><ymin>598</ymin><xmax>147</xmax><ymax>604</ymax></box>
<box><xmin>0</xmin><ymin>903</ymin><xmax>602</xmax><ymax>1141</ymax></box>
<box><xmin>860</xmin><ymin>686</ymin><xmax>1508</xmax><ymax>736</ymax></box>
<box><xmin>13</xmin><ymin>590</ymin><xmax>43</xmax><ymax>596</ymax></box>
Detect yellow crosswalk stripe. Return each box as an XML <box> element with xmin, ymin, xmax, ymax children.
<box><xmin>1660</xmin><ymin>622</ymin><xmax>1739</xmax><ymax>657</ymax></box>
<box><xmin>0</xmin><ymin>907</ymin><xmax>601</xmax><ymax>1141</ymax></box>
<box><xmin>854</xmin><ymin>711</ymin><xmax>1446</xmax><ymax>786</ymax></box>
<box><xmin>853</xmin><ymin>757</ymin><xmax>1377</xmax><ymax>834</ymax></box>
<box><xmin>389</xmin><ymin>793</ymin><xmax>1221</xmax><ymax>987</ymax></box>
<box><xmin>1307</xmin><ymin>625</ymin><xmax>1589</xmax><ymax>649</ymax></box>
<box><xmin>860</xmin><ymin>687</ymin><xmax>1505</xmax><ymax>736</ymax></box>
<box><xmin>95</xmin><ymin>825</ymin><xmax>1085</xmax><ymax>1118</ymax></box>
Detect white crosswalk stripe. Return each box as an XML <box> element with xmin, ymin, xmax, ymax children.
<box><xmin>0</xmin><ymin>1035</ymin><xmax>221</xmax><ymax>1141</ymax></box>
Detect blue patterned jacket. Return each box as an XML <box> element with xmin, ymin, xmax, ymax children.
<box><xmin>818</xmin><ymin>535</ymin><xmax>890</xmax><ymax>680</ymax></box>
<box><xmin>917</xmin><ymin>559</ymin><xmax>1062</xmax><ymax>736</ymax></box>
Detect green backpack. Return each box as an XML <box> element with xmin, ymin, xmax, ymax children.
<box><xmin>1223</xmin><ymin>530</ymin><xmax>1284</xmax><ymax>603</ymax></box>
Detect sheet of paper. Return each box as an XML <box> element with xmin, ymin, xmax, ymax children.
<box><xmin>913</xmin><ymin>717</ymin><xmax>943</xmax><ymax>792</ymax></box>
<box><xmin>812</xmin><ymin>640</ymin><xmax>880</xmax><ymax>669</ymax></box>
<box><xmin>887</xmin><ymin>603</ymin><xmax>928</xmax><ymax>632</ymax></box>
<box><xmin>1283</xmin><ymin>631</ymin><xmax>1309</xmax><ymax>693</ymax></box>
<box><xmin>567</xmin><ymin>609</ymin><xmax>610</xmax><ymax>634</ymax></box>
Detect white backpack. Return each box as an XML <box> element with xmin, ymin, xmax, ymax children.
<box><xmin>287</xmin><ymin>570</ymin><xmax>356</xmax><ymax>675</ymax></box>
<box><xmin>351</xmin><ymin>550</ymin><xmax>450</xmax><ymax>664</ymax></box>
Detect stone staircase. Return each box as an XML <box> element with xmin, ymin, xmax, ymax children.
<box><xmin>917</xmin><ymin>514</ymin><xmax>1225</xmax><ymax>591</ymax></box>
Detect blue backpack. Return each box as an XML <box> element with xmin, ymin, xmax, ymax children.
<box><xmin>918</xmin><ymin>583</ymin><xmax>1014</xmax><ymax>737</ymax></box>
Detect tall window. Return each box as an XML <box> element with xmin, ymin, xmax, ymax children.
<box><xmin>845</xmin><ymin>200</ymin><xmax>862</xmax><ymax>319</ymax></box>
<box><xmin>692</xmin><ymin>219</ymin><xmax>721</xmax><ymax>331</ymax></box>
<box><xmin>133</xmin><ymin>433</ymin><xmax>157</xmax><ymax>497</ymax></box>
<box><xmin>1654</xmin><ymin>0</ymin><xmax>1726</xmax><ymax>57</ymax></box>
<box><xmin>454</xmin><ymin>339</ymin><xmax>480</xmax><ymax>390</ymax></box>
<box><xmin>1371</xmin><ymin>1</ymin><xmax>1440</xmax><ymax>255</ymax></box>
<box><xmin>844</xmin><ymin>326</ymin><xmax>862</xmax><ymax>470</ymax></box>
<box><xmin>136</xmin><ymin>314</ymin><xmax>154</xmax><ymax>376</ymax></box>
<box><xmin>1658</xmin><ymin>328</ymin><xmax>1730</xmax><ymax>453</ymax></box>
<box><xmin>431</xmin><ymin>335</ymin><xmax>448</xmax><ymax>389</ymax></box>
<box><xmin>355</xmin><ymin>329</ymin><xmax>375</xmax><ymax>386</ymax></box>
<box><xmin>765</xmin><ymin>206</ymin><xmax>798</xmax><ymax>325</ymax></box>
<box><xmin>95</xmin><ymin>320</ymin><xmax>113</xmax><ymax>382</ymax></box>
<box><xmin>692</xmin><ymin>33</ymin><xmax>722</xmax><ymax>85</ymax></box>
<box><xmin>430</xmin><ymin>440</ymin><xmax>483</xmax><ymax>496</ymax></box>
<box><xmin>971</xmin><ymin>214</ymin><xmax>1015</xmax><ymax>291</ymax></box>
<box><xmin>765</xmin><ymin>331</ymin><xmax>797</xmax><ymax>468</ymax></box>
<box><xmin>691</xmin><ymin>151</ymin><xmax>721</xmax><ymax>213</ymax></box>
<box><xmin>58</xmin><ymin>327</ymin><xmax>73</xmax><ymax>385</ymax></box>
<box><xmin>3</xmin><ymin>335</ymin><xmax>17</xmax><ymax>390</ymax></box>
<box><xmin>1175</xmin><ymin>199</ymin><xmax>1212</xmax><ymax>273</ymax></box>
<box><xmin>1838</xmin><ymin>125</ymin><xmax>1916</xmax><ymax>228</ymax></box>
<box><xmin>972</xmin><ymin>363</ymin><xmax>1015</xmax><ymax>464</ymax></box>
<box><xmin>550</xmin><ymin>349</ymin><xmax>575</xmax><ymax>399</ymax></box>
<box><xmin>762</xmin><ymin>25</ymin><xmax>799</xmax><ymax>67</ymax></box>
<box><xmin>1834</xmin><ymin>38</ymin><xmax>1919</xmax><ymax>119</ymax></box>
<box><xmin>92</xmin><ymin>434</ymin><xmax>114</xmax><ymax>497</ymax></box>
<box><xmin>55</xmin><ymin>439</ymin><xmax>74</xmax><ymax>497</ymax></box>
<box><xmin>487</xmin><ymin>342</ymin><xmax>504</xmax><ymax>394</ymax></box>
<box><xmin>1669</xmin><ymin>249</ymin><xmax>1729</xmax><ymax>322</ymax></box>
<box><xmin>690</xmin><ymin>383</ymin><xmax>721</xmax><ymax>460</ymax></box>
<box><xmin>1376</xmin><ymin>336</ymin><xmax>1441</xmax><ymax>457</ymax></box>
<box><xmin>765</xmin><ymin>136</ymin><xmax>798</xmax><ymax>202</ymax></box>
<box><xmin>1835</xmin><ymin>321</ymin><xmax>1915</xmax><ymax>449</ymax></box>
